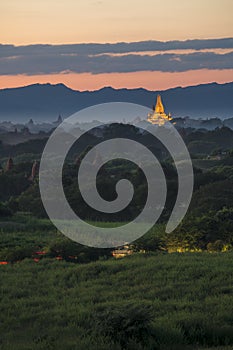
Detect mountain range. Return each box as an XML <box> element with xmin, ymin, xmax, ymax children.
<box><xmin>0</xmin><ymin>82</ymin><xmax>232</xmax><ymax>122</ymax></box>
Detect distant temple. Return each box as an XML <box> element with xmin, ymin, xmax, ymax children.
<box><xmin>5</xmin><ymin>157</ymin><xmax>13</xmax><ymax>171</ymax></box>
<box><xmin>29</xmin><ymin>160</ymin><xmax>38</xmax><ymax>181</ymax></box>
<box><xmin>147</xmin><ymin>95</ymin><xmax>172</xmax><ymax>126</ymax></box>
<box><xmin>92</xmin><ymin>150</ymin><xmax>103</xmax><ymax>167</ymax></box>
<box><xmin>53</xmin><ymin>115</ymin><xmax>62</xmax><ymax>125</ymax></box>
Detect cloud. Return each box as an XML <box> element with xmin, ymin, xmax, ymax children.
<box><xmin>0</xmin><ymin>39</ymin><xmax>233</xmax><ymax>75</ymax></box>
<box><xmin>1</xmin><ymin>38</ymin><xmax>233</xmax><ymax>56</ymax></box>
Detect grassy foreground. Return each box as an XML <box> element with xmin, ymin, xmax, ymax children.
<box><xmin>0</xmin><ymin>252</ymin><xmax>233</xmax><ymax>350</ymax></box>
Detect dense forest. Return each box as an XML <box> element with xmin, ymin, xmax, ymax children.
<box><xmin>0</xmin><ymin>123</ymin><xmax>233</xmax><ymax>349</ymax></box>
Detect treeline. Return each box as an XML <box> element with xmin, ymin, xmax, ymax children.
<box><xmin>0</xmin><ymin>124</ymin><xmax>233</xmax><ymax>255</ymax></box>
<box><xmin>1</xmin><ymin>124</ymin><xmax>233</xmax><ymax>161</ymax></box>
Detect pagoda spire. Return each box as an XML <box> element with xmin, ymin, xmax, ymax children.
<box><xmin>155</xmin><ymin>94</ymin><xmax>165</xmax><ymax>114</ymax></box>
<box><xmin>147</xmin><ymin>94</ymin><xmax>172</xmax><ymax>126</ymax></box>
<box><xmin>5</xmin><ymin>157</ymin><xmax>13</xmax><ymax>171</ymax></box>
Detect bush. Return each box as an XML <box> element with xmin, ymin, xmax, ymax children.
<box><xmin>93</xmin><ymin>303</ymin><xmax>154</xmax><ymax>348</ymax></box>
<box><xmin>0</xmin><ymin>202</ymin><xmax>13</xmax><ymax>217</ymax></box>
<box><xmin>207</xmin><ymin>240</ymin><xmax>225</xmax><ymax>252</ymax></box>
<box><xmin>0</xmin><ymin>246</ymin><xmax>34</xmax><ymax>263</ymax></box>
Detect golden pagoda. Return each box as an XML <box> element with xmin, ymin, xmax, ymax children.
<box><xmin>147</xmin><ymin>94</ymin><xmax>172</xmax><ymax>126</ymax></box>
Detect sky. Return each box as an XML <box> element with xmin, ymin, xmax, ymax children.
<box><xmin>0</xmin><ymin>0</ymin><xmax>233</xmax><ymax>90</ymax></box>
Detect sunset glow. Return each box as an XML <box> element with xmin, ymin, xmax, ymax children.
<box><xmin>1</xmin><ymin>0</ymin><xmax>233</xmax><ymax>44</ymax></box>
<box><xmin>0</xmin><ymin>0</ymin><xmax>232</xmax><ymax>90</ymax></box>
<box><xmin>0</xmin><ymin>69</ymin><xmax>233</xmax><ymax>91</ymax></box>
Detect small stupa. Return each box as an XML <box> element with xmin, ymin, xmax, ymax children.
<box><xmin>147</xmin><ymin>95</ymin><xmax>172</xmax><ymax>126</ymax></box>
<box><xmin>53</xmin><ymin>115</ymin><xmax>62</xmax><ymax>125</ymax></box>
<box><xmin>29</xmin><ymin>160</ymin><xmax>38</xmax><ymax>181</ymax></box>
<box><xmin>5</xmin><ymin>157</ymin><xmax>14</xmax><ymax>171</ymax></box>
<box><xmin>92</xmin><ymin>150</ymin><xmax>103</xmax><ymax>167</ymax></box>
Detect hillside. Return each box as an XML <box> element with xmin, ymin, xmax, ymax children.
<box><xmin>0</xmin><ymin>253</ymin><xmax>233</xmax><ymax>350</ymax></box>
<box><xmin>0</xmin><ymin>82</ymin><xmax>233</xmax><ymax>122</ymax></box>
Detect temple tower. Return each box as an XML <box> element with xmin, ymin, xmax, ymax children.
<box><xmin>155</xmin><ymin>94</ymin><xmax>165</xmax><ymax>114</ymax></box>
<box><xmin>29</xmin><ymin>160</ymin><xmax>38</xmax><ymax>181</ymax></box>
<box><xmin>6</xmin><ymin>158</ymin><xmax>13</xmax><ymax>171</ymax></box>
<box><xmin>147</xmin><ymin>95</ymin><xmax>172</xmax><ymax>126</ymax></box>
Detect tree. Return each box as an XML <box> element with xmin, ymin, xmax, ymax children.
<box><xmin>0</xmin><ymin>202</ymin><xmax>12</xmax><ymax>217</ymax></box>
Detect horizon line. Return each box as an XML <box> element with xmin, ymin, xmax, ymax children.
<box><xmin>0</xmin><ymin>80</ymin><xmax>232</xmax><ymax>93</ymax></box>
<box><xmin>1</xmin><ymin>37</ymin><xmax>233</xmax><ymax>47</ymax></box>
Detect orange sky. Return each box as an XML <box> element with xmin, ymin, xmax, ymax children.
<box><xmin>1</xmin><ymin>0</ymin><xmax>233</xmax><ymax>44</ymax></box>
<box><xmin>0</xmin><ymin>70</ymin><xmax>233</xmax><ymax>91</ymax></box>
<box><xmin>0</xmin><ymin>0</ymin><xmax>233</xmax><ymax>90</ymax></box>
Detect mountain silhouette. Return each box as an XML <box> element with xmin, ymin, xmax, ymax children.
<box><xmin>0</xmin><ymin>82</ymin><xmax>232</xmax><ymax>122</ymax></box>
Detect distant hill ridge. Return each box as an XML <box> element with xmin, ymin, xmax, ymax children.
<box><xmin>0</xmin><ymin>82</ymin><xmax>232</xmax><ymax>122</ymax></box>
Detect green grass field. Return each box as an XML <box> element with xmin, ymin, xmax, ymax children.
<box><xmin>0</xmin><ymin>252</ymin><xmax>233</xmax><ymax>350</ymax></box>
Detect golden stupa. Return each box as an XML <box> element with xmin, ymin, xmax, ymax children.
<box><xmin>147</xmin><ymin>94</ymin><xmax>172</xmax><ymax>126</ymax></box>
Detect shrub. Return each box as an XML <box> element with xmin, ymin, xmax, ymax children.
<box><xmin>93</xmin><ymin>303</ymin><xmax>154</xmax><ymax>348</ymax></box>
<box><xmin>207</xmin><ymin>240</ymin><xmax>225</xmax><ymax>252</ymax></box>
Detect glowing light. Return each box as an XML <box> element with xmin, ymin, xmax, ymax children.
<box><xmin>147</xmin><ymin>95</ymin><xmax>173</xmax><ymax>126</ymax></box>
